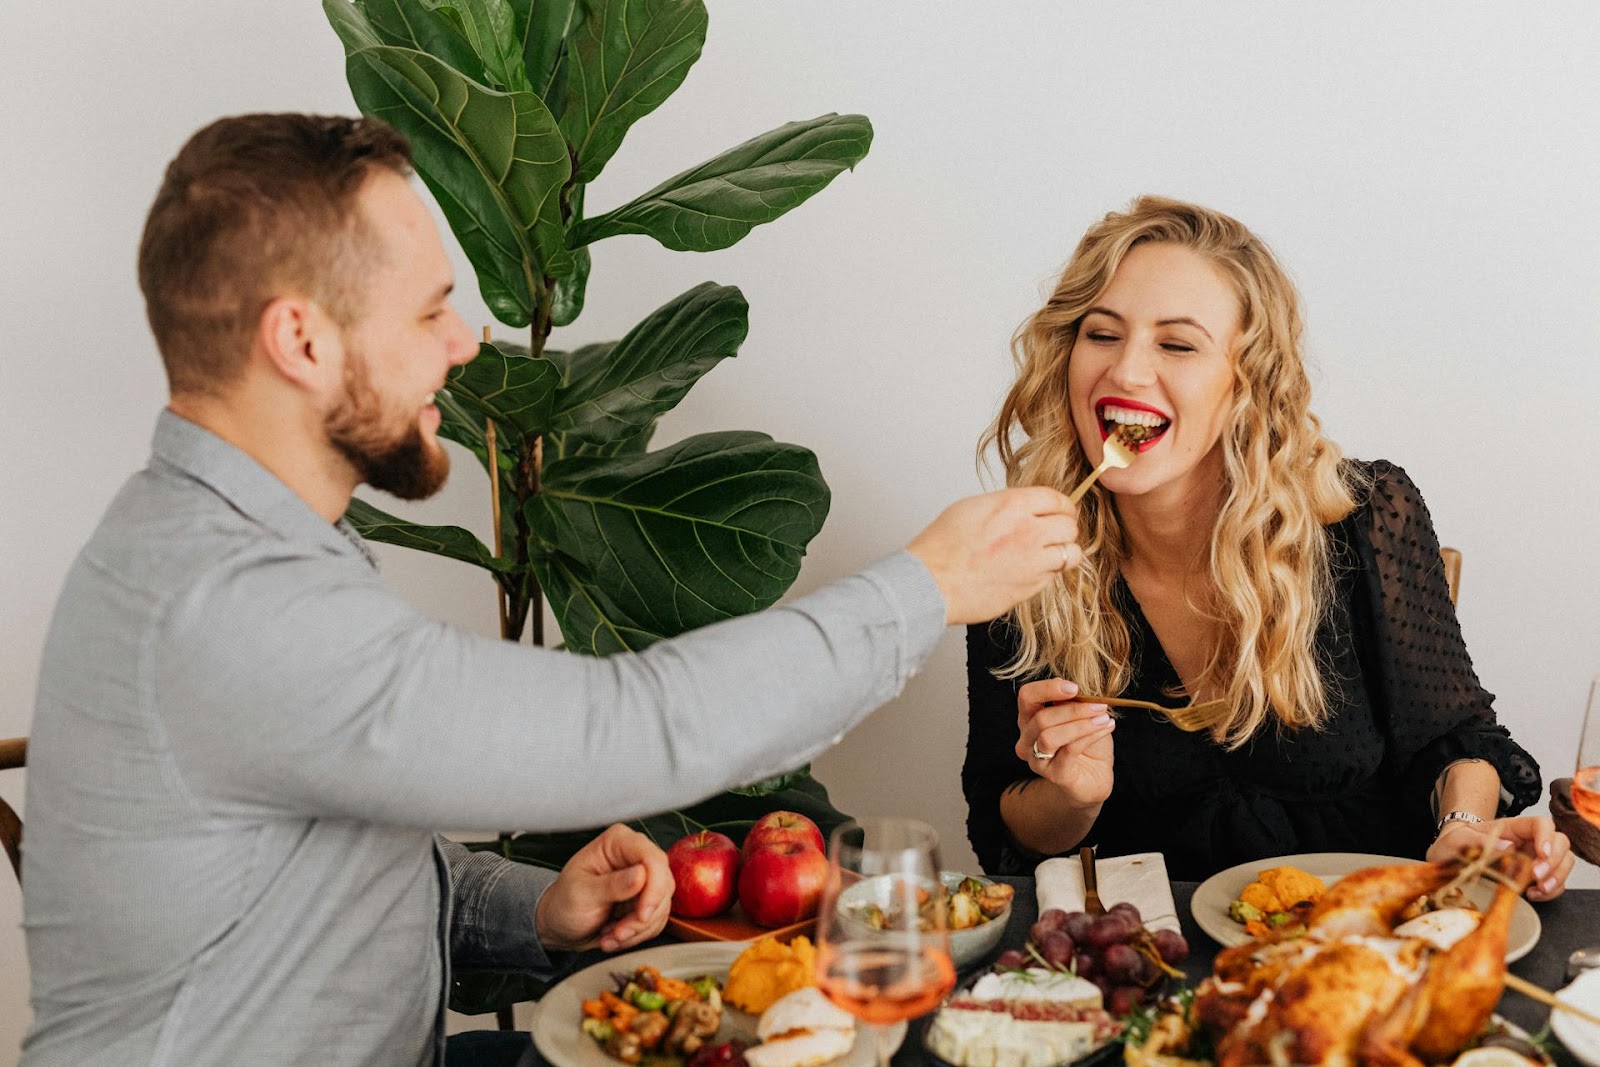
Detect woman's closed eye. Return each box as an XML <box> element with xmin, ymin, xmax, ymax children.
<box><xmin>1084</xmin><ymin>330</ymin><xmax>1120</xmax><ymax>344</ymax></box>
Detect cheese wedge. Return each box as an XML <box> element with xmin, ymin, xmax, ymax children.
<box><xmin>926</xmin><ymin>1008</ymin><xmax>1098</xmax><ymax>1067</ymax></box>
<box><xmin>967</xmin><ymin>969</ymin><xmax>1102</xmax><ymax>1011</ymax></box>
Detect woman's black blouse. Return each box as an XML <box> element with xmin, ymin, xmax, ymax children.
<box><xmin>962</xmin><ymin>461</ymin><xmax>1542</xmax><ymax>880</ymax></box>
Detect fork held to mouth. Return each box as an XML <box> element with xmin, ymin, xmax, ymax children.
<box><xmin>1068</xmin><ymin>426</ymin><xmax>1141</xmax><ymax>505</ymax></box>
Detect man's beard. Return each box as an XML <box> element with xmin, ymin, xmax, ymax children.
<box><xmin>325</xmin><ymin>347</ymin><xmax>450</xmax><ymax>501</ymax></box>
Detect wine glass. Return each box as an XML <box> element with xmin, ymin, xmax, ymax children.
<box><xmin>1574</xmin><ymin>675</ymin><xmax>1600</xmax><ymax>827</ymax></box>
<box><xmin>814</xmin><ymin>817</ymin><xmax>956</xmax><ymax>1067</ymax></box>
<box><xmin>1567</xmin><ymin>676</ymin><xmax>1600</xmax><ymax>980</ymax></box>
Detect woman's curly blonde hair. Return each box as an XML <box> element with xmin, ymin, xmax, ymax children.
<box><xmin>979</xmin><ymin>196</ymin><xmax>1363</xmax><ymax>748</ymax></box>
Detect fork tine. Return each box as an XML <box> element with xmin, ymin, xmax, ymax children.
<box><xmin>1102</xmin><ymin>432</ymin><xmax>1136</xmax><ymax>469</ymax></box>
<box><xmin>1163</xmin><ymin>700</ymin><xmax>1230</xmax><ymax>733</ymax></box>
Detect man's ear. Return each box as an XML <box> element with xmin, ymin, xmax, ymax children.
<box><xmin>257</xmin><ymin>295</ymin><xmax>342</xmax><ymax>393</ymax></box>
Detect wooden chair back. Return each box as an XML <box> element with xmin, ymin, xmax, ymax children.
<box><xmin>1440</xmin><ymin>546</ymin><xmax>1462</xmax><ymax>606</ymax></box>
<box><xmin>1</xmin><ymin>737</ymin><xmax>25</xmax><ymax>884</ymax></box>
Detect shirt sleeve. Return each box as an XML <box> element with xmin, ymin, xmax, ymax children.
<box><xmin>152</xmin><ymin>546</ymin><xmax>946</xmax><ymax>831</ymax></box>
<box><xmin>1356</xmin><ymin>461</ymin><xmax>1542</xmax><ymax>820</ymax></box>
<box><xmin>962</xmin><ymin>619</ymin><xmax>1040</xmax><ymax>875</ymax></box>
<box><xmin>441</xmin><ymin>838</ymin><xmax>566</xmax><ymax>973</ymax></box>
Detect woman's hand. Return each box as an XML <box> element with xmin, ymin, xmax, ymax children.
<box><xmin>1014</xmin><ymin>678</ymin><xmax>1116</xmax><ymax>809</ymax></box>
<box><xmin>1427</xmin><ymin>814</ymin><xmax>1574</xmax><ymax>901</ymax></box>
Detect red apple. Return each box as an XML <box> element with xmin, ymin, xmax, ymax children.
<box><xmin>667</xmin><ymin>831</ymin><xmax>741</xmax><ymax>919</ymax></box>
<box><xmin>738</xmin><ymin>842</ymin><xmax>829</xmax><ymax>927</ymax></box>
<box><xmin>741</xmin><ymin>810</ymin><xmax>825</xmax><ymax>858</ymax></box>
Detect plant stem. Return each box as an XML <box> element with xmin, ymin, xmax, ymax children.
<box><xmin>523</xmin><ymin>318</ymin><xmax>547</xmax><ymax>648</ymax></box>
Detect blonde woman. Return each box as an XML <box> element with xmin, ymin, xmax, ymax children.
<box><xmin>963</xmin><ymin>197</ymin><xmax>1574</xmax><ymax>900</ymax></box>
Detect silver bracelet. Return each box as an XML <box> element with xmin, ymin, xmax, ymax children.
<box><xmin>1436</xmin><ymin>809</ymin><xmax>1485</xmax><ymax>836</ymax></box>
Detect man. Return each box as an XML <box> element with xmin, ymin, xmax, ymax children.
<box><xmin>21</xmin><ymin>113</ymin><xmax>1079</xmax><ymax>1067</ymax></box>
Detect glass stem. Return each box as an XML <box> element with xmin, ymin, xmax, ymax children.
<box><xmin>871</xmin><ymin>1023</ymin><xmax>892</xmax><ymax>1067</ymax></box>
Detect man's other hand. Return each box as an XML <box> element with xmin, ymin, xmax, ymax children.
<box><xmin>535</xmin><ymin>824</ymin><xmax>674</xmax><ymax>953</ymax></box>
<box><xmin>907</xmin><ymin>487</ymin><xmax>1079</xmax><ymax>625</ymax></box>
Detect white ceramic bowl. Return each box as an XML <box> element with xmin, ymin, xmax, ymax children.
<box><xmin>1553</xmin><ymin>967</ymin><xmax>1600</xmax><ymax>1067</ymax></box>
<box><xmin>836</xmin><ymin>870</ymin><xmax>1011</xmax><ymax>971</ymax></box>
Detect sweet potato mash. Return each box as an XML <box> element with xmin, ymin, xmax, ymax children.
<box><xmin>723</xmin><ymin>935</ymin><xmax>817</xmax><ymax>1014</ymax></box>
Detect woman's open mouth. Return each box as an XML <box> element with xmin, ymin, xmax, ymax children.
<box><xmin>1096</xmin><ymin>400</ymin><xmax>1171</xmax><ymax>452</ymax></box>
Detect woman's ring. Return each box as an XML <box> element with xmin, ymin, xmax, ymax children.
<box><xmin>1059</xmin><ymin>543</ymin><xmax>1071</xmax><ymax>568</ymax></box>
<box><xmin>1031</xmin><ymin>740</ymin><xmax>1054</xmax><ymax>761</ymax></box>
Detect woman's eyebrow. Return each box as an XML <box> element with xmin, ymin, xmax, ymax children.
<box><xmin>1156</xmin><ymin>316</ymin><xmax>1213</xmax><ymax>341</ymax></box>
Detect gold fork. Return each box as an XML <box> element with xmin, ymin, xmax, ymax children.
<box><xmin>1076</xmin><ymin>693</ymin><xmax>1229</xmax><ymax>733</ymax></box>
<box><xmin>1068</xmin><ymin>430</ymin><xmax>1139</xmax><ymax>504</ymax></box>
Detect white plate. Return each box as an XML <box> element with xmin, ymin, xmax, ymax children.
<box><xmin>1553</xmin><ymin>968</ymin><xmax>1600</xmax><ymax>1066</ymax></box>
<box><xmin>1189</xmin><ymin>851</ymin><xmax>1541</xmax><ymax>961</ymax></box>
<box><xmin>529</xmin><ymin>941</ymin><xmax>877</xmax><ymax>1067</ymax></box>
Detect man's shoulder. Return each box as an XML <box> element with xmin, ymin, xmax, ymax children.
<box><xmin>81</xmin><ymin>462</ymin><xmax>286</xmax><ymax>595</ymax></box>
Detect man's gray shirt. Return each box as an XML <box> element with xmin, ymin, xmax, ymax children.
<box><xmin>21</xmin><ymin>411</ymin><xmax>946</xmax><ymax>1066</ymax></box>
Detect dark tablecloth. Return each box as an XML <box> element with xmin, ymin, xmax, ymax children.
<box><xmin>893</xmin><ymin>879</ymin><xmax>1599</xmax><ymax>1066</ymax></box>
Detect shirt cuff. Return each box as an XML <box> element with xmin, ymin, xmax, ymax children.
<box><xmin>449</xmin><ymin>846</ymin><xmax>567</xmax><ymax>974</ymax></box>
<box><xmin>858</xmin><ymin>549</ymin><xmax>948</xmax><ymax>682</ymax></box>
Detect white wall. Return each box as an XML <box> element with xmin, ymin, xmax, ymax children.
<box><xmin>3</xmin><ymin>2</ymin><xmax>1598</xmax><ymax>1059</ymax></box>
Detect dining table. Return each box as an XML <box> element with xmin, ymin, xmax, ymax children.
<box><xmin>883</xmin><ymin>876</ymin><xmax>1600</xmax><ymax>1067</ymax></box>
<box><xmin>533</xmin><ymin>878</ymin><xmax>1599</xmax><ymax>1067</ymax></box>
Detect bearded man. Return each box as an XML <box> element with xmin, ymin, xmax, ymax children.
<box><xmin>20</xmin><ymin>113</ymin><xmax>1079</xmax><ymax>1067</ymax></box>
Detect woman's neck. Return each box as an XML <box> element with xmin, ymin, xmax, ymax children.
<box><xmin>1114</xmin><ymin>457</ymin><xmax>1226</xmax><ymax>581</ymax></box>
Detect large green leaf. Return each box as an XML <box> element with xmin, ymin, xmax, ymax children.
<box><xmin>345</xmin><ymin>497</ymin><xmax>515</xmax><ymax>573</ymax></box>
<box><xmin>559</xmin><ymin>0</ymin><xmax>707</xmax><ymax>183</ymax></box>
<box><xmin>528</xmin><ymin>551</ymin><xmax>661</xmax><ymax>655</ymax></box>
<box><xmin>546</xmin><ymin>420</ymin><xmax>656</xmax><ymax>463</ymax></box>
<box><xmin>326</xmin><ymin>10</ymin><xmax>572</xmax><ymax>324</ymax></box>
<box><xmin>550</xmin><ymin>186</ymin><xmax>589</xmax><ymax>327</ymax></box>
<box><xmin>432</xmin><ymin>0</ymin><xmax>532</xmax><ymax>92</ymax></box>
<box><xmin>339</xmin><ymin>0</ymin><xmax>489</xmax><ymax>83</ymax></box>
<box><xmin>526</xmin><ymin>431</ymin><xmax>830</xmax><ymax>654</ymax></box>
<box><xmin>434</xmin><ymin>389</ymin><xmax>523</xmax><ymax>546</ymax></box>
<box><xmin>446</xmin><ymin>340</ymin><xmax>561</xmax><ymax>437</ymax></box>
<box><xmin>548</xmin><ymin>282</ymin><xmax>747</xmax><ymax>445</ymax></box>
<box><xmin>511</xmin><ymin>0</ymin><xmax>577</xmax><ymax>113</ymax></box>
<box><xmin>570</xmin><ymin>114</ymin><xmax>873</xmax><ymax>251</ymax></box>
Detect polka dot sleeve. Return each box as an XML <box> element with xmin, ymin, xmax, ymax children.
<box><xmin>1356</xmin><ymin>460</ymin><xmax>1542</xmax><ymax>818</ymax></box>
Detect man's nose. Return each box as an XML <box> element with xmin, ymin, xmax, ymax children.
<box><xmin>444</xmin><ymin>306</ymin><xmax>478</xmax><ymax>367</ymax></box>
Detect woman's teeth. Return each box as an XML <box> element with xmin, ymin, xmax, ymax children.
<box><xmin>423</xmin><ymin>392</ymin><xmax>436</xmax><ymax>406</ymax></box>
<box><xmin>1100</xmin><ymin>404</ymin><xmax>1168</xmax><ymax>428</ymax></box>
<box><xmin>1098</xmin><ymin>404</ymin><xmax>1170</xmax><ymax>449</ymax></box>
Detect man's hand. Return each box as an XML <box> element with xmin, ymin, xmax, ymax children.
<box><xmin>1427</xmin><ymin>814</ymin><xmax>1574</xmax><ymax>901</ymax></box>
<box><xmin>907</xmin><ymin>487</ymin><xmax>1079</xmax><ymax>625</ymax></box>
<box><xmin>535</xmin><ymin>824</ymin><xmax>674</xmax><ymax>953</ymax></box>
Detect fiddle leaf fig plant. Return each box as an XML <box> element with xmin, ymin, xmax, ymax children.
<box><xmin>325</xmin><ymin>0</ymin><xmax>870</xmax><ymax>656</ymax></box>
<box><xmin>323</xmin><ymin>0</ymin><xmax>871</xmax><ymax>1007</ymax></box>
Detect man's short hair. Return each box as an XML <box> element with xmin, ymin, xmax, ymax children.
<box><xmin>137</xmin><ymin>113</ymin><xmax>412</xmax><ymax>396</ymax></box>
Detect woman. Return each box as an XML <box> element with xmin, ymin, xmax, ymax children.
<box><xmin>963</xmin><ymin>196</ymin><xmax>1573</xmax><ymax>900</ymax></box>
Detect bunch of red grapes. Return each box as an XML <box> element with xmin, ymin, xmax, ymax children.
<box><xmin>993</xmin><ymin>903</ymin><xmax>1189</xmax><ymax>1017</ymax></box>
